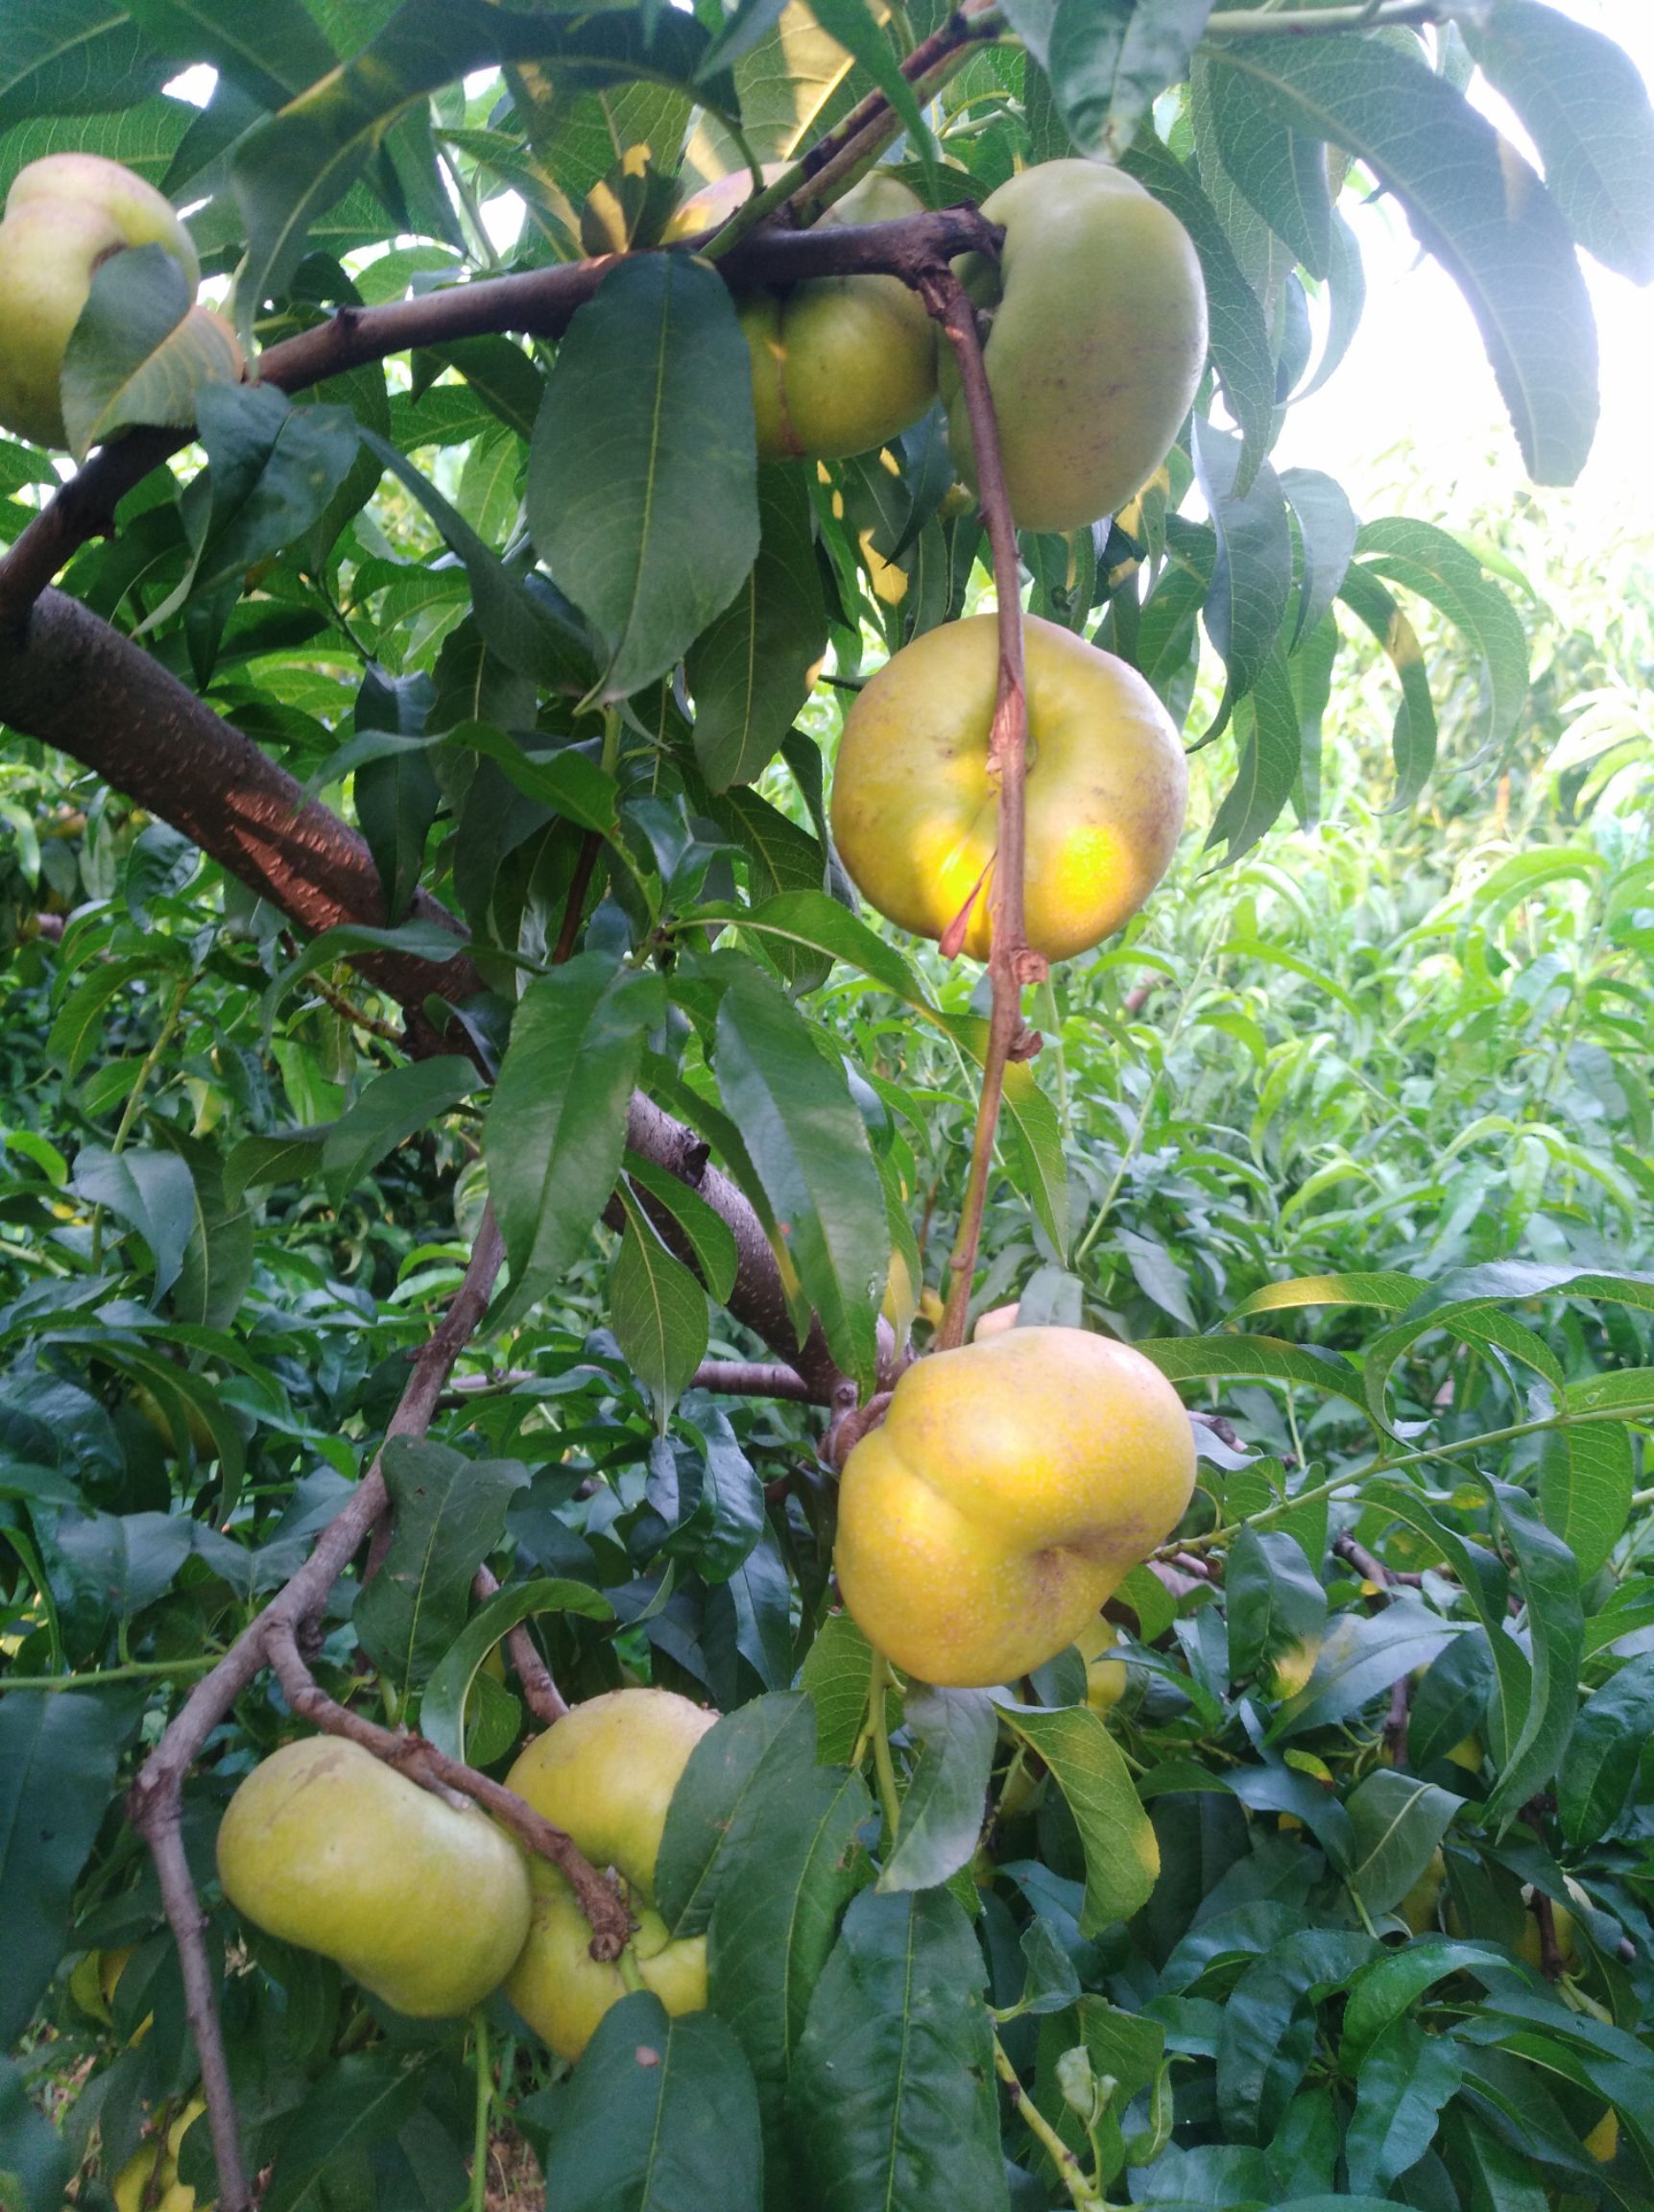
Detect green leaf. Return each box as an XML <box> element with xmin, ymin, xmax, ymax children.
<box><xmin>1050</xmin><ymin>0</ymin><xmax>1214</xmax><ymax>159</ymax></box>
<box><xmin>1232</xmin><ymin>1271</ymin><xmax>1421</xmax><ymax>1319</ymax></box>
<box><xmin>686</xmin><ymin>465</ymin><xmax>827</xmax><ymax>791</ymax></box>
<box><xmin>1556</xmin><ymin>1651</ymin><xmax>1654</xmax><ymax>1847</ymax></box>
<box><xmin>69</xmin><ymin>1144</ymin><xmax>195</xmax><ymax>1301</ymax></box>
<box><xmin>1340</xmin><ymin>1936</ymin><xmax>1512</xmax><ymax>2072</ymax></box>
<box><xmin>1216</xmin><ymin>1929</ymin><xmax>1375</xmax><ymax>2143</ymax></box>
<box><xmin>706</xmin><ymin>1736</ymin><xmax>873</xmax><ymax>2205</ymax></box>
<box><xmin>1137</xmin><ymin>1331</ymin><xmax>1366</xmax><ymax>1410</ymax></box>
<box><xmin>1268</xmin><ymin>1599</ymin><xmax>1456</xmax><ymax>1742</ymax></box>
<box><xmin>1344</xmin><ymin>2018</ymin><xmax>1464</xmax><ymax>2199</ymax></box>
<box><xmin>525</xmin><ymin>1991</ymin><xmax>762</xmax><ymax>2212</ymax></box>
<box><xmin>1465</xmin><ymin>0</ymin><xmax>1654</xmax><ymax>282</ymax></box>
<box><xmin>123</xmin><ymin>0</ymin><xmax>335</xmax><ymax>107</ymax></box>
<box><xmin>611</xmin><ymin>1189</ymin><xmax>710</xmax><ymax>1431</ymax></box>
<box><xmin>1479</xmin><ymin>1479</ymin><xmax>1583</xmax><ymax>1831</ymax></box>
<box><xmin>156</xmin><ymin>384</ymin><xmax>359</xmax><ymax>626</ymax></box>
<box><xmin>351</xmin><ymin>1439</ymin><xmax>529</xmax><ymax>1695</ymax></box>
<box><xmin>878</xmin><ymin>1686</ymin><xmax>997</xmax><ymax>1895</ymax></box>
<box><xmin>1337</xmin><ymin>561</ymin><xmax>1438</xmax><ymax>810</ymax></box>
<box><xmin>0</xmin><ymin>2056</ymin><xmax>72</xmax><ymax>2212</ymax></box>
<box><xmin>999</xmin><ymin>1059</ymin><xmax>1071</xmax><ymax>1261</ymax></box>
<box><xmin>1121</xmin><ymin>133</ymin><xmax>1275</xmax><ymax>494</ymax></box>
<box><xmin>805</xmin><ymin>0</ymin><xmax>934</xmax><ymax>165</ymax></box>
<box><xmin>696</xmin><ymin>891</ymin><xmax>932</xmax><ymax>1011</ymax></box>
<box><xmin>485</xmin><ymin>952</ymin><xmax>665</xmax><ymax>1327</ymax></box>
<box><xmin>1354</xmin><ymin>518</ymin><xmax>1529</xmax><ymax>757</ymax></box>
<box><xmin>656</xmin><ymin>1694</ymin><xmax>817</xmax><ymax>1938</ymax></box>
<box><xmin>0</xmin><ymin>5</ymin><xmax>173</xmax><ymax>131</ymax></box>
<box><xmin>1358</xmin><ymin>1483</ymin><xmax>1544</xmax><ymax>1820</ymax></box>
<box><xmin>995</xmin><ymin>1700</ymin><xmax>1159</xmax><ymax>1934</ymax></box>
<box><xmin>420</xmin><ymin>1576</ymin><xmax>611</xmax><ymax>1765</ymax></box>
<box><xmin>1343</xmin><ymin>1768</ymin><xmax>1462</xmax><ymax>1918</ymax></box>
<box><xmin>166</xmin><ymin>1133</ymin><xmax>254</xmax><ymax>1334</ymax></box>
<box><xmin>1205</xmin><ymin>645</ymin><xmax>1302</xmax><ymax>864</ymax></box>
<box><xmin>364</xmin><ymin>436</ymin><xmax>595</xmax><ymax>695</ymax></box>
<box><xmin>799</xmin><ymin>1612</ymin><xmax>884</xmax><ymax>1768</ymax></box>
<box><xmin>1203</xmin><ymin>33</ymin><xmax>1599</xmax><ymax>484</ymax></box>
<box><xmin>1536</xmin><ymin>1413</ymin><xmax>1634</xmax><ymax>1582</ymax></box>
<box><xmin>621</xmin><ymin>1154</ymin><xmax>739</xmax><ymax>1307</ymax></box>
<box><xmin>1226</xmin><ymin>1527</ymin><xmax>1326</xmax><ymax>1687</ymax></box>
<box><xmin>1280</xmin><ymin>468</ymin><xmax>1357</xmax><ymax>649</ymax></box>
<box><xmin>1193</xmin><ymin>421</ymin><xmax>1292</xmax><ymax>734</ymax></box>
<box><xmin>263</xmin><ymin>2055</ymin><xmax>430</xmax><ymax>2212</ymax></box>
<box><xmin>712</xmin><ymin>966</ymin><xmax>888</xmax><ymax>1392</ymax></box>
<box><xmin>1206</xmin><ymin>54</ymin><xmax>1331</xmax><ymax>276</ymax></box>
<box><xmin>789</xmin><ymin>1888</ymin><xmax>1010</xmax><ymax>2212</ymax></box>
<box><xmin>0</xmin><ymin>1691</ymin><xmax>140</xmax><ymax>2044</ymax></box>
<box><xmin>231</xmin><ymin>0</ymin><xmax>732</xmax><ymax>305</ymax></box>
<box><xmin>320</xmin><ymin>1057</ymin><xmax>474</xmax><ymax>1206</ymax></box>
<box><xmin>529</xmin><ymin>255</ymin><xmax>760</xmax><ymax>703</ymax></box>
<box><xmin>60</xmin><ymin>244</ymin><xmax>240</xmax><ymax>463</ymax></box>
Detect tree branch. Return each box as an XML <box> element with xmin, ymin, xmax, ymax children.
<box><xmin>0</xmin><ymin>208</ymin><xmax>998</xmax><ymax>625</ymax></box>
<box><xmin>917</xmin><ymin>271</ymin><xmax>1042</xmax><ymax>1354</ymax></box>
<box><xmin>263</xmin><ymin>1618</ymin><xmax>628</xmax><ymax>1952</ymax></box>
<box><xmin>473</xmin><ymin>1562</ymin><xmax>567</xmax><ymax>1725</ymax></box>
<box><xmin>128</xmin><ymin>1208</ymin><xmax>509</xmax><ymax>2212</ymax></box>
<box><xmin>0</xmin><ymin>588</ymin><xmax>848</xmax><ymax>1394</ymax></box>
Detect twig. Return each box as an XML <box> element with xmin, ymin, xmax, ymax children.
<box><xmin>690</xmin><ymin>1359</ymin><xmax>827</xmax><ymax>1402</ymax></box>
<box><xmin>1204</xmin><ymin>1</ymin><xmax>1441</xmax><ymax>30</ymax></box>
<box><xmin>552</xmin><ymin>830</ymin><xmax>603</xmax><ymax>966</ymax></box>
<box><xmin>916</xmin><ymin>269</ymin><xmax>1043</xmax><ymax>1354</ymax></box>
<box><xmin>1332</xmin><ymin>1531</ymin><xmax>1419</xmax><ymax>1763</ymax></box>
<box><xmin>309</xmin><ymin>973</ymin><xmax>407</xmax><ymax>1045</ymax></box>
<box><xmin>0</xmin><ymin>210</ymin><xmax>996</xmax><ymax>625</ymax></box>
<box><xmin>128</xmin><ymin>1210</ymin><xmax>509</xmax><ymax>2212</ymax></box>
<box><xmin>472</xmin><ymin>1562</ymin><xmax>567</xmax><ymax>1726</ymax></box>
<box><xmin>994</xmin><ymin>2039</ymin><xmax>1104</xmax><ymax>2208</ymax></box>
<box><xmin>265</xmin><ymin>1618</ymin><xmax>627</xmax><ymax>1951</ymax></box>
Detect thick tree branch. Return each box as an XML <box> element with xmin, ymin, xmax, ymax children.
<box><xmin>0</xmin><ymin>208</ymin><xmax>998</xmax><ymax>623</ymax></box>
<box><xmin>0</xmin><ymin>589</ymin><xmax>845</xmax><ymax>1394</ymax></box>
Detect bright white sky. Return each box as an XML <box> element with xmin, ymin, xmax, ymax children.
<box><xmin>1275</xmin><ymin>0</ymin><xmax>1654</xmax><ymax>543</ymax></box>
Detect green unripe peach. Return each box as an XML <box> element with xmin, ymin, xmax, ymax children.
<box><xmin>215</xmin><ymin>1738</ymin><xmax>532</xmax><ymax>2017</ymax></box>
<box><xmin>668</xmin><ymin>170</ymin><xmax>936</xmax><ymax>460</ymax></box>
<box><xmin>503</xmin><ymin>1687</ymin><xmax>716</xmax><ymax>2062</ymax></box>
<box><xmin>942</xmin><ymin>159</ymin><xmax>1207</xmax><ymax>533</ymax></box>
<box><xmin>0</xmin><ymin>154</ymin><xmax>200</xmax><ymax>447</ymax></box>
<box><xmin>1075</xmin><ymin>1615</ymin><xmax>1128</xmax><ymax>1711</ymax></box>
<box><xmin>1399</xmin><ymin>1847</ymin><xmax>1447</xmax><ymax>1936</ymax></box>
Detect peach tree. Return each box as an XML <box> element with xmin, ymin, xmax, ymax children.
<box><xmin>2</xmin><ymin>4</ymin><xmax>1654</xmax><ymax>2210</ymax></box>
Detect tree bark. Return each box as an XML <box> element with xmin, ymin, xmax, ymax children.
<box><xmin>0</xmin><ymin>589</ymin><xmax>846</xmax><ymax>1398</ymax></box>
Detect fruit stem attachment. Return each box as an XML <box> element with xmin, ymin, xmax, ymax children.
<box><xmin>993</xmin><ymin>2038</ymin><xmax>1107</xmax><ymax>2208</ymax></box>
<box><xmin>867</xmin><ymin>1648</ymin><xmax>903</xmax><ymax>1842</ymax></box>
<box><xmin>916</xmin><ymin>268</ymin><xmax>1045</xmax><ymax>1353</ymax></box>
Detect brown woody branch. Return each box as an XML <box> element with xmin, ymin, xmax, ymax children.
<box><xmin>472</xmin><ymin>1561</ymin><xmax>567</xmax><ymax>1725</ymax></box>
<box><xmin>263</xmin><ymin>1619</ymin><xmax>627</xmax><ymax>1951</ymax></box>
<box><xmin>921</xmin><ymin>270</ymin><xmax>1042</xmax><ymax>1354</ymax></box>
<box><xmin>128</xmin><ymin>1209</ymin><xmax>509</xmax><ymax>2212</ymax></box>
<box><xmin>0</xmin><ymin>208</ymin><xmax>998</xmax><ymax>624</ymax></box>
<box><xmin>0</xmin><ymin>589</ymin><xmax>845</xmax><ymax>1397</ymax></box>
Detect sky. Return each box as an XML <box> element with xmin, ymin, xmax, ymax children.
<box><xmin>1274</xmin><ymin>0</ymin><xmax>1654</xmax><ymax>543</ymax></box>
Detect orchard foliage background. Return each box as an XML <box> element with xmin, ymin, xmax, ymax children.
<box><xmin>3</xmin><ymin>1</ymin><xmax>1654</xmax><ymax>2209</ymax></box>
